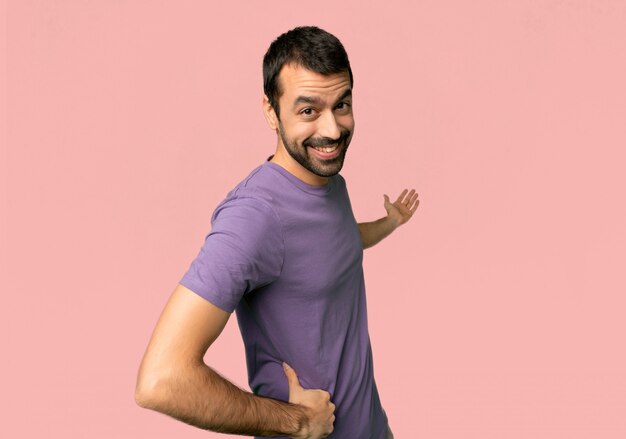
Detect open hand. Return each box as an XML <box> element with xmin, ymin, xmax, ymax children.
<box><xmin>384</xmin><ymin>188</ymin><xmax>419</xmax><ymax>227</ymax></box>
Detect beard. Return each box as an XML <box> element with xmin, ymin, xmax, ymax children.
<box><xmin>278</xmin><ymin>120</ymin><xmax>352</xmax><ymax>178</ymax></box>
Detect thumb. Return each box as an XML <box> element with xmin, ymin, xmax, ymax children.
<box><xmin>384</xmin><ymin>194</ymin><xmax>391</xmax><ymax>207</ymax></box>
<box><xmin>283</xmin><ymin>362</ymin><xmax>302</xmax><ymax>392</ymax></box>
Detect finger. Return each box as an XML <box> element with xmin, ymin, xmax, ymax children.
<box><xmin>410</xmin><ymin>198</ymin><xmax>420</xmax><ymax>213</ymax></box>
<box><xmin>404</xmin><ymin>189</ymin><xmax>416</xmax><ymax>205</ymax></box>
<box><xmin>384</xmin><ymin>194</ymin><xmax>390</xmax><ymax>204</ymax></box>
<box><xmin>408</xmin><ymin>192</ymin><xmax>419</xmax><ymax>208</ymax></box>
<box><xmin>394</xmin><ymin>189</ymin><xmax>408</xmax><ymax>204</ymax></box>
<box><xmin>282</xmin><ymin>362</ymin><xmax>302</xmax><ymax>390</ymax></box>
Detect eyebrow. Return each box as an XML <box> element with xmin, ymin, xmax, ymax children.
<box><xmin>292</xmin><ymin>88</ymin><xmax>352</xmax><ymax>110</ymax></box>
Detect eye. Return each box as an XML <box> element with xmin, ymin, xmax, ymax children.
<box><xmin>335</xmin><ymin>102</ymin><xmax>351</xmax><ymax>111</ymax></box>
<box><xmin>300</xmin><ymin>107</ymin><xmax>317</xmax><ymax>118</ymax></box>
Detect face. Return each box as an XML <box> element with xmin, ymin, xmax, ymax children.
<box><xmin>265</xmin><ymin>64</ymin><xmax>355</xmax><ymax>185</ymax></box>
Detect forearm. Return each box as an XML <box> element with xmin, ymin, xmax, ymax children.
<box><xmin>136</xmin><ymin>360</ymin><xmax>307</xmax><ymax>437</ymax></box>
<box><xmin>357</xmin><ymin>215</ymin><xmax>399</xmax><ymax>249</ymax></box>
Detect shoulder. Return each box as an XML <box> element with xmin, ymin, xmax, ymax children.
<box><xmin>209</xmin><ymin>170</ymin><xmax>285</xmax><ymax>252</ymax></box>
<box><xmin>227</xmin><ymin>163</ymin><xmax>284</xmax><ymax>202</ymax></box>
<box><xmin>212</xmin><ymin>164</ymin><xmax>281</xmax><ymax>223</ymax></box>
<box><xmin>212</xmin><ymin>189</ymin><xmax>281</xmax><ymax>232</ymax></box>
<box><xmin>206</xmin><ymin>186</ymin><xmax>285</xmax><ymax>271</ymax></box>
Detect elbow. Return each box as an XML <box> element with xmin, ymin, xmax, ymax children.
<box><xmin>135</xmin><ymin>369</ymin><xmax>169</xmax><ymax>410</ymax></box>
<box><xmin>134</xmin><ymin>384</ymin><xmax>153</xmax><ymax>409</ymax></box>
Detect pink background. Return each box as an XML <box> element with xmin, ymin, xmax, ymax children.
<box><xmin>3</xmin><ymin>1</ymin><xmax>626</xmax><ymax>437</ymax></box>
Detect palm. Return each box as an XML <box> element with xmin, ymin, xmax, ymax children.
<box><xmin>384</xmin><ymin>189</ymin><xmax>419</xmax><ymax>226</ymax></box>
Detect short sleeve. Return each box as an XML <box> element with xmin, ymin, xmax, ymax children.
<box><xmin>179</xmin><ymin>194</ymin><xmax>284</xmax><ymax>313</ymax></box>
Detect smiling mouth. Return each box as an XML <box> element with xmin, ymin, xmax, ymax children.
<box><xmin>311</xmin><ymin>144</ymin><xmax>339</xmax><ymax>153</ymax></box>
<box><xmin>308</xmin><ymin>143</ymin><xmax>342</xmax><ymax>160</ymax></box>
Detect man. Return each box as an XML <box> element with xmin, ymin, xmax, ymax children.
<box><xmin>135</xmin><ymin>26</ymin><xmax>419</xmax><ymax>438</ymax></box>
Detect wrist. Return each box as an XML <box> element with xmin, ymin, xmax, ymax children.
<box><xmin>386</xmin><ymin>213</ymin><xmax>402</xmax><ymax>229</ymax></box>
<box><xmin>289</xmin><ymin>404</ymin><xmax>311</xmax><ymax>438</ymax></box>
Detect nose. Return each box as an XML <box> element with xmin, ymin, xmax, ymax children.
<box><xmin>317</xmin><ymin>110</ymin><xmax>341</xmax><ymax>141</ymax></box>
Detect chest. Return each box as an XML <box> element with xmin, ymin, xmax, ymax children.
<box><xmin>277</xmin><ymin>195</ymin><xmax>363</xmax><ymax>296</ymax></box>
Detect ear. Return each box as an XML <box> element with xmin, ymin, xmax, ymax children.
<box><xmin>262</xmin><ymin>95</ymin><xmax>279</xmax><ymax>131</ymax></box>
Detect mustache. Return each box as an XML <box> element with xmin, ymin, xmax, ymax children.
<box><xmin>303</xmin><ymin>130</ymin><xmax>351</xmax><ymax>148</ymax></box>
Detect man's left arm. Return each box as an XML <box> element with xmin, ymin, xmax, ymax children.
<box><xmin>357</xmin><ymin>189</ymin><xmax>419</xmax><ymax>249</ymax></box>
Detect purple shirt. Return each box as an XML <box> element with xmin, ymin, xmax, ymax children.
<box><xmin>180</xmin><ymin>160</ymin><xmax>389</xmax><ymax>438</ymax></box>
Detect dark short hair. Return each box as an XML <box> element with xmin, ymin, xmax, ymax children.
<box><xmin>263</xmin><ymin>26</ymin><xmax>353</xmax><ymax>118</ymax></box>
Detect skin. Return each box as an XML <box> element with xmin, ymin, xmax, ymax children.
<box><xmin>135</xmin><ymin>63</ymin><xmax>419</xmax><ymax>439</ymax></box>
<box><xmin>135</xmin><ymin>284</ymin><xmax>331</xmax><ymax>438</ymax></box>
<box><xmin>263</xmin><ymin>64</ymin><xmax>419</xmax><ymax>248</ymax></box>
<box><xmin>262</xmin><ymin>63</ymin><xmax>354</xmax><ymax>186</ymax></box>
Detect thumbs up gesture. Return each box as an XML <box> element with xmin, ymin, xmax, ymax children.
<box><xmin>283</xmin><ymin>362</ymin><xmax>335</xmax><ymax>439</ymax></box>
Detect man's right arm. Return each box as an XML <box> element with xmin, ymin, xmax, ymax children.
<box><xmin>134</xmin><ymin>284</ymin><xmax>334</xmax><ymax>438</ymax></box>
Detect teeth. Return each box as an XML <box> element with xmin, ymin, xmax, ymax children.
<box><xmin>314</xmin><ymin>145</ymin><xmax>338</xmax><ymax>153</ymax></box>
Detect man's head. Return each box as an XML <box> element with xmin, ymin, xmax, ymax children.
<box><xmin>262</xmin><ymin>26</ymin><xmax>355</xmax><ymax>185</ymax></box>
<box><xmin>263</xmin><ymin>26</ymin><xmax>353</xmax><ymax>118</ymax></box>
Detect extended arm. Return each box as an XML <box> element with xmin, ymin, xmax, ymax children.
<box><xmin>135</xmin><ymin>284</ymin><xmax>334</xmax><ymax>438</ymax></box>
<box><xmin>357</xmin><ymin>188</ymin><xmax>419</xmax><ymax>249</ymax></box>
